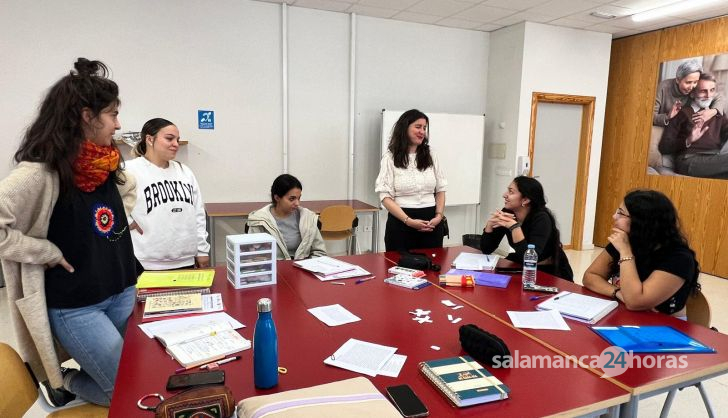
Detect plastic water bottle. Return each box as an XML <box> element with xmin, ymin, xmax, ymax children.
<box><xmin>523</xmin><ymin>244</ymin><xmax>538</xmax><ymax>287</ymax></box>
<box><xmin>253</xmin><ymin>298</ymin><xmax>278</xmax><ymax>389</ymax></box>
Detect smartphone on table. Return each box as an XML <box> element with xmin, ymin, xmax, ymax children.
<box><xmin>166</xmin><ymin>370</ymin><xmax>225</xmax><ymax>391</ymax></box>
<box><xmin>386</xmin><ymin>384</ymin><xmax>429</xmax><ymax>417</ymax></box>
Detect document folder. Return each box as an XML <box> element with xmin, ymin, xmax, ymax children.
<box><xmin>591</xmin><ymin>325</ymin><xmax>716</xmax><ymax>353</ymax></box>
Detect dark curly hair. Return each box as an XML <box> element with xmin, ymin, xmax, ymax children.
<box><xmin>387</xmin><ymin>109</ymin><xmax>433</xmax><ymax>171</ymax></box>
<box><xmin>618</xmin><ymin>189</ymin><xmax>700</xmax><ymax>294</ymax></box>
<box><xmin>14</xmin><ymin>58</ymin><xmax>123</xmax><ymax>194</ymax></box>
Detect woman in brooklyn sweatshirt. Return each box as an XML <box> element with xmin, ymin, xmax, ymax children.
<box><xmin>125</xmin><ymin>118</ymin><xmax>210</xmax><ymax>270</ymax></box>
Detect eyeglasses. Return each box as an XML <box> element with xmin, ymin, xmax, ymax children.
<box><xmin>615</xmin><ymin>208</ymin><xmax>630</xmax><ymax>218</ymax></box>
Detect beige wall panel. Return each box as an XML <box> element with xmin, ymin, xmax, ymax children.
<box><xmin>597</xmin><ymin>16</ymin><xmax>728</xmax><ymax>278</ymax></box>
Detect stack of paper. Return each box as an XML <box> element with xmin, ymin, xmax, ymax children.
<box><xmin>537</xmin><ymin>291</ymin><xmax>617</xmax><ymax>324</ymax></box>
<box><xmin>452</xmin><ymin>253</ymin><xmax>498</xmax><ymax>271</ymax></box>
<box><xmin>294</xmin><ymin>256</ymin><xmax>371</xmax><ymax>281</ymax></box>
<box><xmin>324</xmin><ymin>338</ymin><xmax>406</xmax><ymax>378</ymax></box>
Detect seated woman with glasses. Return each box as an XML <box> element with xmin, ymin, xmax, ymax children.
<box><xmin>583</xmin><ymin>190</ymin><xmax>700</xmax><ymax>319</ymax></box>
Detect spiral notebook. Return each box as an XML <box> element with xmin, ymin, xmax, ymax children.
<box><xmin>419</xmin><ymin>356</ymin><xmax>509</xmax><ymax>407</ymax></box>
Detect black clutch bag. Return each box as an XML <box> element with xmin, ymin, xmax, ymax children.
<box><xmin>459</xmin><ymin>324</ymin><xmax>510</xmax><ymax>367</ymax></box>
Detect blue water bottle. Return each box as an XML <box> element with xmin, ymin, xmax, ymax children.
<box><xmin>253</xmin><ymin>298</ymin><xmax>278</xmax><ymax>389</ymax></box>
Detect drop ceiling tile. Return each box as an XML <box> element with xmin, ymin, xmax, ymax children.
<box><xmin>408</xmin><ymin>0</ymin><xmax>474</xmax><ymax>17</ymax></box>
<box><xmin>291</xmin><ymin>0</ymin><xmax>351</xmax><ymax>12</ymax></box>
<box><xmin>453</xmin><ymin>4</ymin><xmax>518</xmax><ymax>22</ymax></box>
<box><xmin>392</xmin><ymin>11</ymin><xmax>443</xmax><ymax>24</ymax></box>
<box><xmin>348</xmin><ymin>4</ymin><xmax>399</xmax><ymax>18</ymax></box>
<box><xmin>436</xmin><ymin>17</ymin><xmax>487</xmax><ymax>29</ymax></box>
<box><xmin>357</xmin><ymin>0</ymin><xmax>420</xmax><ymax>10</ymax></box>
<box><xmin>482</xmin><ymin>0</ymin><xmax>549</xmax><ymax>11</ymax></box>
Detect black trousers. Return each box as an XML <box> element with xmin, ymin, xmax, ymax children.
<box><xmin>384</xmin><ymin>206</ymin><xmax>444</xmax><ymax>252</ymax></box>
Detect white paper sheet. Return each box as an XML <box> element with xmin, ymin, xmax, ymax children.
<box><xmin>313</xmin><ymin>266</ymin><xmax>372</xmax><ymax>281</ymax></box>
<box><xmin>139</xmin><ymin>312</ymin><xmax>245</xmax><ymax>338</ymax></box>
<box><xmin>378</xmin><ymin>354</ymin><xmax>407</xmax><ymax>378</ymax></box>
<box><xmin>294</xmin><ymin>256</ymin><xmax>356</xmax><ymax>276</ymax></box>
<box><xmin>507</xmin><ymin>309</ymin><xmax>571</xmax><ymax>331</ymax></box>
<box><xmin>323</xmin><ymin>338</ymin><xmax>397</xmax><ymax>377</ymax></box>
<box><xmin>308</xmin><ymin>304</ymin><xmax>361</xmax><ymax>326</ymax></box>
<box><xmin>452</xmin><ymin>252</ymin><xmax>498</xmax><ymax>270</ymax></box>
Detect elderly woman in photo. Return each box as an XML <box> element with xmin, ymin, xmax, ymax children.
<box><xmin>653</xmin><ymin>59</ymin><xmax>723</xmax><ymax>126</ymax></box>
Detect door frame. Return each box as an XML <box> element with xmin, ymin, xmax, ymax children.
<box><xmin>528</xmin><ymin>92</ymin><xmax>595</xmax><ymax>251</ymax></box>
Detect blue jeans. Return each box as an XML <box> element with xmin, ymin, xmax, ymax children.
<box><xmin>47</xmin><ymin>285</ymin><xmax>136</xmax><ymax>406</ymax></box>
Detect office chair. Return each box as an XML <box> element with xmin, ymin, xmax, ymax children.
<box><xmin>0</xmin><ymin>342</ymin><xmax>108</xmax><ymax>418</ymax></box>
<box><xmin>659</xmin><ymin>289</ymin><xmax>715</xmax><ymax>418</ymax></box>
<box><xmin>318</xmin><ymin>205</ymin><xmax>358</xmax><ymax>255</ymax></box>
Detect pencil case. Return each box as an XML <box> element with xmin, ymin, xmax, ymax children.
<box><xmin>459</xmin><ymin>324</ymin><xmax>511</xmax><ymax>367</ymax></box>
<box><xmin>438</xmin><ymin>274</ymin><xmax>474</xmax><ymax>287</ymax></box>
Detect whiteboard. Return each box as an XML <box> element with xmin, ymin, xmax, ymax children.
<box><xmin>381</xmin><ymin>110</ymin><xmax>485</xmax><ymax>206</ymax></box>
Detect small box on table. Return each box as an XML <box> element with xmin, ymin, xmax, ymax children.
<box><xmin>226</xmin><ymin>233</ymin><xmax>277</xmax><ymax>289</ymax></box>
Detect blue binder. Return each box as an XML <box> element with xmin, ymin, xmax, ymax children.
<box><xmin>591</xmin><ymin>325</ymin><xmax>716</xmax><ymax>353</ymax></box>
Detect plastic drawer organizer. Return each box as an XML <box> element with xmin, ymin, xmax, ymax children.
<box><xmin>226</xmin><ymin>233</ymin><xmax>277</xmax><ymax>289</ymax></box>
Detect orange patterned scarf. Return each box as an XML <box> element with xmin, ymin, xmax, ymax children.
<box><xmin>73</xmin><ymin>140</ymin><xmax>120</xmax><ymax>192</ymax></box>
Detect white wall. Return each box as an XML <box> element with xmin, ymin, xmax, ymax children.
<box><xmin>354</xmin><ymin>16</ymin><xmax>489</xmax><ymax>249</ymax></box>
<box><xmin>481</xmin><ymin>22</ymin><xmax>612</xmax><ymax>249</ymax></box>
<box><xmin>0</xmin><ymin>0</ymin><xmax>489</xmax><ymax>254</ymax></box>
<box><xmin>481</xmin><ymin>24</ymin><xmax>525</xmax><ymax>232</ymax></box>
<box><xmin>519</xmin><ymin>23</ymin><xmax>611</xmax><ymax>248</ymax></box>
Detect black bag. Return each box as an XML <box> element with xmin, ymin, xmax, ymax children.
<box><xmin>398</xmin><ymin>251</ymin><xmax>440</xmax><ymax>272</ymax></box>
<box><xmin>441</xmin><ymin>216</ymin><xmax>449</xmax><ymax>239</ymax></box>
<box><xmin>459</xmin><ymin>324</ymin><xmax>510</xmax><ymax>367</ymax></box>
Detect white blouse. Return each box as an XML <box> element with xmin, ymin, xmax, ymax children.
<box><xmin>374</xmin><ymin>151</ymin><xmax>447</xmax><ymax>208</ymax></box>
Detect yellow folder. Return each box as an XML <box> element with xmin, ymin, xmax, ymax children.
<box><xmin>136</xmin><ymin>269</ymin><xmax>215</xmax><ymax>289</ymax></box>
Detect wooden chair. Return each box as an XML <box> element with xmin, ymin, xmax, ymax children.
<box><xmin>318</xmin><ymin>205</ymin><xmax>358</xmax><ymax>255</ymax></box>
<box><xmin>659</xmin><ymin>289</ymin><xmax>715</xmax><ymax>418</ymax></box>
<box><xmin>0</xmin><ymin>342</ymin><xmax>108</xmax><ymax>418</ymax></box>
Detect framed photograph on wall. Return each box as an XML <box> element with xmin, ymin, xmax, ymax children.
<box><xmin>647</xmin><ymin>53</ymin><xmax>728</xmax><ymax>178</ymax></box>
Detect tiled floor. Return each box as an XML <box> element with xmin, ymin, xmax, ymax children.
<box><xmin>2</xmin><ymin>248</ymin><xmax>727</xmax><ymax>417</ymax></box>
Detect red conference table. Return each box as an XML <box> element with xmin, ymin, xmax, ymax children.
<box><xmin>110</xmin><ymin>259</ymin><xmax>629</xmax><ymax>417</ymax></box>
<box><xmin>388</xmin><ymin>246</ymin><xmax>728</xmax><ymax>418</ymax></box>
<box><xmin>205</xmin><ymin>200</ymin><xmax>380</xmax><ymax>264</ymax></box>
<box><xmin>276</xmin><ymin>255</ymin><xmax>628</xmax><ymax>417</ymax></box>
<box><xmin>110</xmin><ymin>271</ymin><xmax>355</xmax><ymax>418</ymax></box>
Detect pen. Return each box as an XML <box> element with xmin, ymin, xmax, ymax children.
<box><xmin>355</xmin><ymin>277</ymin><xmax>374</xmax><ymax>284</ymax></box>
<box><xmin>554</xmin><ymin>292</ymin><xmax>571</xmax><ymax>300</ymax></box>
<box><xmin>529</xmin><ymin>295</ymin><xmax>549</xmax><ymax>301</ymax></box>
<box><xmin>330</xmin><ymin>282</ymin><xmax>346</xmax><ymax>285</ymax></box>
<box><xmin>200</xmin><ymin>355</ymin><xmax>241</xmax><ymax>369</ymax></box>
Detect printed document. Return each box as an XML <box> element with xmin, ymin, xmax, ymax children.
<box><xmin>324</xmin><ymin>338</ymin><xmax>397</xmax><ymax>377</ymax></box>
<box><xmin>308</xmin><ymin>304</ymin><xmax>361</xmax><ymax>326</ymax></box>
<box><xmin>507</xmin><ymin>310</ymin><xmax>571</xmax><ymax>331</ymax></box>
<box><xmin>378</xmin><ymin>354</ymin><xmax>407</xmax><ymax>378</ymax></box>
<box><xmin>139</xmin><ymin>312</ymin><xmax>244</xmax><ymax>338</ymax></box>
<box><xmin>294</xmin><ymin>256</ymin><xmax>357</xmax><ymax>276</ymax></box>
<box><xmin>452</xmin><ymin>252</ymin><xmax>498</xmax><ymax>270</ymax></box>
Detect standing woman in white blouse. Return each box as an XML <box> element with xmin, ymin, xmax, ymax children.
<box><xmin>375</xmin><ymin>109</ymin><xmax>447</xmax><ymax>251</ymax></box>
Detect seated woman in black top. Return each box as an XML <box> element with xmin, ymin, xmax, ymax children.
<box><xmin>480</xmin><ymin>176</ymin><xmax>573</xmax><ymax>281</ymax></box>
<box><xmin>583</xmin><ymin>190</ymin><xmax>699</xmax><ymax>318</ymax></box>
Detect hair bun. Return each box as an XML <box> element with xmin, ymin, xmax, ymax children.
<box><xmin>73</xmin><ymin>58</ymin><xmax>108</xmax><ymax>77</ymax></box>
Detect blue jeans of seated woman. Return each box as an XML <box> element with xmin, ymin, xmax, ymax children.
<box><xmin>47</xmin><ymin>285</ymin><xmax>136</xmax><ymax>406</ymax></box>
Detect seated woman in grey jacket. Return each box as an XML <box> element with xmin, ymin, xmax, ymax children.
<box><xmin>247</xmin><ymin>174</ymin><xmax>327</xmax><ymax>260</ymax></box>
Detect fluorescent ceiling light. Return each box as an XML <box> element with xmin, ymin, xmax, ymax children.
<box><xmin>631</xmin><ymin>0</ymin><xmax>721</xmax><ymax>22</ymax></box>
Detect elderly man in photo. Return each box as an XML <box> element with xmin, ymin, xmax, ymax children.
<box><xmin>659</xmin><ymin>72</ymin><xmax>728</xmax><ymax>179</ymax></box>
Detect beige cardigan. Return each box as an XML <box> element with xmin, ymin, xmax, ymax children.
<box><xmin>0</xmin><ymin>162</ymin><xmax>135</xmax><ymax>388</ymax></box>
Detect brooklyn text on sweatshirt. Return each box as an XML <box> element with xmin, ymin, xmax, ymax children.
<box><xmin>144</xmin><ymin>180</ymin><xmax>195</xmax><ymax>213</ymax></box>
